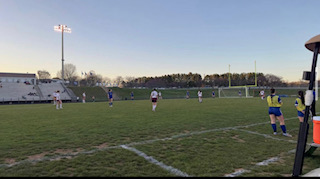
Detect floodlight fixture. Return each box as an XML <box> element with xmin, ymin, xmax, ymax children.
<box><xmin>54</xmin><ymin>24</ymin><xmax>71</xmax><ymax>81</ymax></box>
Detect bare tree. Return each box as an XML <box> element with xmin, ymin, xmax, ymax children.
<box><xmin>125</xmin><ymin>76</ymin><xmax>135</xmax><ymax>82</ymax></box>
<box><xmin>37</xmin><ymin>70</ymin><xmax>51</xmax><ymax>79</ymax></box>
<box><xmin>265</xmin><ymin>74</ymin><xmax>285</xmax><ymax>87</ymax></box>
<box><xmin>56</xmin><ymin>63</ymin><xmax>78</xmax><ymax>81</ymax></box>
<box><xmin>102</xmin><ymin>77</ymin><xmax>112</xmax><ymax>84</ymax></box>
<box><xmin>80</xmin><ymin>70</ymin><xmax>103</xmax><ymax>86</ymax></box>
<box><xmin>114</xmin><ymin>76</ymin><xmax>124</xmax><ymax>85</ymax></box>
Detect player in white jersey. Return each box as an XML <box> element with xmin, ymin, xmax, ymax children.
<box><xmin>82</xmin><ymin>92</ymin><xmax>86</xmax><ymax>103</ymax></box>
<box><xmin>158</xmin><ymin>91</ymin><xmax>162</xmax><ymax>100</ymax></box>
<box><xmin>55</xmin><ymin>90</ymin><xmax>63</xmax><ymax>110</ymax></box>
<box><xmin>259</xmin><ymin>90</ymin><xmax>265</xmax><ymax>100</ymax></box>
<box><xmin>52</xmin><ymin>91</ymin><xmax>57</xmax><ymax>105</ymax></box>
<box><xmin>198</xmin><ymin>90</ymin><xmax>202</xmax><ymax>103</ymax></box>
<box><xmin>150</xmin><ymin>88</ymin><xmax>158</xmax><ymax>111</ymax></box>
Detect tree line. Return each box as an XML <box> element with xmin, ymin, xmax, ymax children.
<box><xmin>37</xmin><ymin>63</ymin><xmax>309</xmax><ymax>88</ymax></box>
<box><xmin>122</xmin><ymin>72</ymin><xmax>306</xmax><ymax>88</ymax></box>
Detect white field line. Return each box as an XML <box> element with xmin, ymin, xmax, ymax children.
<box><xmin>224</xmin><ymin>126</ymin><xmax>306</xmax><ymax>177</ymax></box>
<box><xmin>0</xmin><ymin>115</ymin><xmax>312</xmax><ymax>169</ymax></box>
<box><xmin>121</xmin><ymin>145</ymin><xmax>191</xmax><ymax>177</ymax></box>
<box><xmin>224</xmin><ymin>149</ymin><xmax>296</xmax><ymax>177</ymax></box>
<box><xmin>238</xmin><ymin>129</ymin><xmax>298</xmax><ymax>144</ymax></box>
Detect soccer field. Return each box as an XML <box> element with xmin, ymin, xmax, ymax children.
<box><xmin>1</xmin><ymin>97</ymin><xmax>320</xmax><ymax>177</ymax></box>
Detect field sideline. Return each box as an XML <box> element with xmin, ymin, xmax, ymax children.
<box><xmin>1</xmin><ymin>97</ymin><xmax>320</xmax><ymax>177</ymax></box>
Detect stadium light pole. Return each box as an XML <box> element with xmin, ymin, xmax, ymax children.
<box><xmin>292</xmin><ymin>34</ymin><xmax>320</xmax><ymax>177</ymax></box>
<box><xmin>54</xmin><ymin>24</ymin><xmax>71</xmax><ymax>82</ymax></box>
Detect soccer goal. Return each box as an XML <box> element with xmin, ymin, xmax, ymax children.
<box><xmin>218</xmin><ymin>86</ymin><xmax>253</xmax><ymax>98</ymax></box>
<box><xmin>220</xmin><ymin>61</ymin><xmax>257</xmax><ymax>98</ymax></box>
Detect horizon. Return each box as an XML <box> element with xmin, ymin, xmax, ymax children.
<box><xmin>1</xmin><ymin>0</ymin><xmax>320</xmax><ymax>82</ymax></box>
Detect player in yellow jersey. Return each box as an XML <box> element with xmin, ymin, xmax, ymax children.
<box><xmin>295</xmin><ymin>91</ymin><xmax>306</xmax><ymax>123</ymax></box>
<box><xmin>267</xmin><ymin>88</ymin><xmax>292</xmax><ymax>137</ymax></box>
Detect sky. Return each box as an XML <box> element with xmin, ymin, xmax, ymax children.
<box><xmin>1</xmin><ymin>0</ymin><xmax>320</xmax><ymax>82</ymax></box>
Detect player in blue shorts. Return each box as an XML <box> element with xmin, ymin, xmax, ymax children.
<box><xmin>108</xmin><ymin>89</ymin><xmax>113</xmax><ymax>107</ymax></box>
<box><xmin>267</xmin><ymin>88</ymin><xmax>291</xmax><ymax>137</ymax></box>
<box><xmin>130</xmin><ymin>91</ymin><xmax>134</xmax><ymax>100</ymax></box>
<box><xmin>212</xmin><ymin>90</ymin><xmax>215</xmax><ymax>98</ymax></box>
<box><xmin>186</xmin><ymin>90</ymin><xmax>190</xmax><ymax>99</ymax></box>
<box><xmin>295</xmin><ymin>90</ymin><xmax>306</xmax><ymax>123</ymax></box>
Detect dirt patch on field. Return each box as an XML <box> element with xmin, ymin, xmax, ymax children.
<box><xmin>231</xmin><ymin>135</ymin><xmax>245</xmax><ymax>143</ymax></box>
<box><xmin>4</xmin><ymin>158</ymin><xmax>16</xmax><ymax>164</ymax></box>
<box><xmin>28</xmin><ymin>152</ymin><xmax>50</xmax><ymax>161</ymax></box>
<box><xmin>54</xmin><ymin>148</ymin><xmax>84</xmax><ymax>154</ymax></box>
<box><xmin>26</xmin><ymin>148</ymin><xmax>85</xmax><ymax>162</ymax></box>
<box><xmin>95</xmin><ymin>142</ymin><xmax>109</xmax><ymax>149</ymax></box>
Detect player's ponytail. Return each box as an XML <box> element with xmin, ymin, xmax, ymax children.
<box><xmin>298</xmin><ymin>90</ymin><xmax>305</xmax><ymax>105</ymax></box>
<box><xmin>270</xmin><ymin>88</ymin><xmax>275</xmax><ymax>104</ymax></box>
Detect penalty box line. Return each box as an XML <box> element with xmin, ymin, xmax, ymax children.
<box><xmin>0</xmin><ymin>115</ymin><xmax>309</xmax><ymax>170</ymax></box>
<box><xmin>121</xmin><ymin>145</ymin><xmax>191</xmax><ymax>177</ymax></box>
<box><xmin>224</xmin><ymin>124</ymin><xmax>318</xmax><ymax>177</ymax></box>
<box><xmin>224</xmin><ymin>148</ymin><xmax>296</xmax><ymax>177</ymax></box>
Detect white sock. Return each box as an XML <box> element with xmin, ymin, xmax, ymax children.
<box><xmin>60</xmin><ymin>104</ymin><xmax>62</xmax><ymax>108</ymax></box>
<box><xmin>56</xmin><ymin>104</ymin><xmax>59</xmax><ymax>109</ymax></box>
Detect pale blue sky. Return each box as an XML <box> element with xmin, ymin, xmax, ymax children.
<box><xmin>1</xmin><ymin>0</ymin><xmax>320</xmax><ymax>82</ymax></box>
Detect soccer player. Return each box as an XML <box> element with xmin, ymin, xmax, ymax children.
<box><xmin>259</xmin><ymin>90</ymin><xmax>265</xmax><ymax>100</ymax></box>
<box><xmin>52</xmin><ymin>91</ymin><xmax>57</xmax><ymax>105</ymax></box>
<box><xmin>267</xmin><ymin>88</ymin><xmax>291</xmax><ymax>137</ymax></box>
<box><xmin>186</xmin><ymin>90</ymin><xmax>190</xmax><ymax>99</ymax></box>
<box><xmin>82</xmin><ymin>92</ymin><xmax>86</xmax><ymax>103</ymax></box>
<box><xmin>295</xmin><ymin>91</ymin><xmax>306</xmax><ymax>123</ymax></box>
<box><xmin>198</xmin><ymin>90</ymin><xmax>202</xmax><ymax>103</ymax></box>
<box><xmin>159</xmin><ymin>91</ymin><xmax>162</xmax><ymax>100</ymax></box>
<box><xmin>55</xmin><ymin>90</ymin><xmax>63</xmax><ymax>110</ymax></box>
<box><xmin>150</xmin><ymin>88</ymin><xmax>158</xmax><ymax>111</ymax></box>
<box><xmin>212</xmin><ymin>90</ymin><xmax>215</xmax><ymax>98</ymax></box>
<box><xmin>130</xmin><ymin>91</ymin><xmax>134</xmax><ymax>100</ymax></box>
<box><xmin>238</xmin><ymin>90</ymin><xmax>242</xmax><ymax>97</ymax></box>
<box><xmin>108</xmin><ymin>89</ymin><xmax>113</xmax><ymax>107</ymax></box>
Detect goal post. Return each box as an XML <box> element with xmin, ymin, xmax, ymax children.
<box><xmin>223</xmin><ymin>61</ymin><xmax>257</xmax><ymax>98</ymax></box>
<box><xmin>218</xmin><ymin>86</ymin><xmax>253</xmax><ymax>98</ymax></box>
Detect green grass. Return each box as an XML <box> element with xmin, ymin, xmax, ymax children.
<box><xmin>68</xmin><ymin>86</ymin><xmax>108</xmax><ymax>102</ymax></box>
<box><xmin>106</xmin><ymin>87</ymin><xmax>216</xmax><ymax>100</ymax></box>
<box><xmin>66</xmin><ymin>86</ymin><xmax>306</xmax><ymax>102</ymax></box>
<box><xmin>0</xmin><ymin>97</ymin><xmax>319</xmax><ymax>177</ymax></box>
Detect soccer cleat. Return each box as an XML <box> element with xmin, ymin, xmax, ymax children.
<box><xmin>283</xmin><ymin>133</ymin><xmax>292</xmax><ymax>137</ymax></box>
<box><xmin>273</xmin><ymin>132</ymin><xmax>277</xmax><ymax>135</ymax></box>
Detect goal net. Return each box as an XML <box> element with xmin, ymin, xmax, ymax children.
<box><xmin>218</xmin><ymin>86</ymin><xmax>253</xmax><ymax>98</ymax></box>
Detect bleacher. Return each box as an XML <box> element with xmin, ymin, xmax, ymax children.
<box><xmin>0</xmin><ymin>82</ymin><xmax>40</xmax><ymax>102</ymax></box>
<box><xmin>0</xmin><ymin>80</ymin><xmax>73</xmax><ymax>104</ymax></box>
<box><xmin>37</xmin><ymin>82</ymin><xmax>72</xmax><ymax>101</ymax></box>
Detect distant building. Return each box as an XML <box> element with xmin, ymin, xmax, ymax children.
<box><xmin>0</xmin><ymin>72</ymin><xmax>36</xmax><ymax>85</ymax></box>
